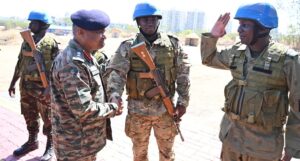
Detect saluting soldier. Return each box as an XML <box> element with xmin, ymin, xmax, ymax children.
<box><xmin>201</xmin><ymin>3</ymin><xmax>300</xmax><ymax>161</ymax></box>
<box><xmin>8</xmin><ymin>11</ymin><xmax>58</xmax><ymax>161</ymax></box>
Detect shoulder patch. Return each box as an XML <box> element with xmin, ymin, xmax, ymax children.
<box><xmin>72</xmin><ymin>52</ymin><xmax>85</xmax><ymax>62</ymax></box>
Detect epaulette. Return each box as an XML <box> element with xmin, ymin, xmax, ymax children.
<box><xmin>72</xmin><ymin>51</ymin><xmax>85</xmax><ymax>62</ymax></box>
<box><xmin>269</xmin><ymin>42</ymin><xmax>288</xmax><ymax>55</ymax></box>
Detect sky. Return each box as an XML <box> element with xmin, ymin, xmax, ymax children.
<box><xmin>0</xmin><ymin>0</ymin><xmax>290</xmax><ymax>33</ymax></box>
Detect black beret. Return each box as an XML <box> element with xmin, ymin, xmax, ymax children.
<box><xmin>71</xmin><ymin>9</ymin><xmax>110</xmax><ymax>30</ymax></box>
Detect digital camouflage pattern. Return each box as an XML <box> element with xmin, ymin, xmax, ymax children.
<box><xmin>14</xmin><ymin>34</ymin><xmax>58</xmax><ymax>135</ymax></box>
<box><xmin>125</xmin><ymin>113</ymin><xmax>177</xmax><ymax>161</ymax></box>
<box><xmin>106</xmin><ymin>33</ymin><xmax>190</xmax><ymax>116</ymax></box>
<box><xmin>201</xmin><ymin>33</ymin><xmax>300</xmax><ymax>160</ymax></box>
<box><xmin>50</xmin><ymin>39</ymin><xmax>118</xmax><ymax>160</ymax></box>
<box><xmin>106</xmin><ymin>32</ymin><xmax>190</xmax><ymax>161</ymax></box>
<box><xmin>93</xmin><ymin>49</ymin><xmax>113</xmax><ymax>141</ymax></box>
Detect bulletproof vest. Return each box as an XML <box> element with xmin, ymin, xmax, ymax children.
<box><xmin>22</xmin><ymin>35</ymin><xmax>57</xmax><ymax>81</ymax></box>
<box><xmin>224</xmin><ymin>42</ymin><xmax>289</xmax><ymax>128</ymax></box>
<box><xmin>126</xmin><ymin>33</ymin><xmax>177</xmax><ymax>100</ymax></box>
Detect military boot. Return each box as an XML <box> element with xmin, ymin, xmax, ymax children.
<box><xmin>40</xmin><ymin>135</ymin><xmax>54</xmax><ymax>161</ymax></box>
<box><xmin>13</xmin><ymin>133</ymin><xmax>38</xmax><ymax>157</ymax></box>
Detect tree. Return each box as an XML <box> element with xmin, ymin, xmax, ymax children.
<box><xmin>275</xmin><ymin>0</ymin><xmax>300</xmax><ymax>50</ymax></box>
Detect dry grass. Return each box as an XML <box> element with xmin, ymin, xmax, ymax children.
<box><xmin>0</xmin><ymin>29</ymin><xmax>23</xmax><ymax>45</ymax></box>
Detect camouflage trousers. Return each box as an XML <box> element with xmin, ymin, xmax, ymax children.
<box><xmin>125</xmin><ymin>112</ymin><xmax>177</xmax><ymax>161</ymax></box>
<box><xmin>221</xmin><ymin>143</ymin><xmax>281</xmax><ymax>161</ymax></box>
<box><xmin>20</xmin><ymin>87</ymin><xmax>51</xmax><ymax>136</ymax></box>
<box><xmin>57</xmin><ymin>154</ymin><xmax>96</xmax><ymax>161</ymax></box>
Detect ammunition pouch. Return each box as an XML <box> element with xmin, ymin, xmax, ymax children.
<box><xmin>224</xmin><ymin>81</ymin><xmax>288</xmax><ymax>128</ymax></box>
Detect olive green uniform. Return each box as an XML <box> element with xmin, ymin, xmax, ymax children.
<box><xmin>201</xmin><ymin>33</ymin><xmax>300</xmax><ymax>160</ymax></box>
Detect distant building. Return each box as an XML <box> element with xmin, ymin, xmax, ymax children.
<box><xmin>185</xmin><ymin>11</ymin><xmax>204</xmax><ymax>31</ymax></box>
<box><xmin>160</xmin><ymin>10</ymin><xmax>205</xmax><ymax>33</ymax></box>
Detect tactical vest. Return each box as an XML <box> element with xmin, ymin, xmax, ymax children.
<box><xmin>126</xmin><ymin>34</ymin><xmax>177</xmax><ymax>100</ymax></box>
<box><xmin>224</xmin><ymin>42</ymin><xmax>289</xmax><ymax>128</ymax></box>
<box><xmin>22</xmin><ymin>35</ymin><xmax>57</xmax><ymax>82</ymax></box>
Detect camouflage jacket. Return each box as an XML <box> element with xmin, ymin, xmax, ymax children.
<box><xmin>201</xmin><ymin>33</ymin><xmax>300</xmax><ymax>159</ymax></box>
<box><xmin>106</xmin><ymin>32</ymin><xmax>190</xmax><ymax>116</ymax></box>
<box><xmin>14</xmin><ymin>34</ymin><xmax>58</xmax><ymax>93</ymax></box>
<box><xmin>50</xmin><ymin>39</ymin><xmax>118</xmax><ymax>159</ymax></box>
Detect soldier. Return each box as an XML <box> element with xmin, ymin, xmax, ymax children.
<box><xmin>93</xmin><ymin>50</ymin><xmax>109</xmax><ymax>74</ymax></box>
<box><xmin>50</xmin><ymin>9</ymin><xmax>122</xmax><ymax>161</ymax></box>
<box><xmin>105</xmin><ymin>2</ymin><xmax>190</xmax><ymax>161</ymax></box>
<box><xmin>200</xmin><ymin>2</ymin><xmax>300</xmax><ymax>161</ymax></box>
<box><xmin>8</xmin><ymin>11</ymin><xmax>58</xmax><ymax>160</ymax></box>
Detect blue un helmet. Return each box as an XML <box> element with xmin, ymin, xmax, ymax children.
<box><xmin>28</xmin><ymin>11</ymin><xmax>52</xmax><ymax>24</ymax></box>
<box><xmin>234</xmin><ymin>3</ymin><xmax>278</xmax><ymax>29</ymax></box>
<box><xmin>133</xmin><ymin>3</ymin><xmax>162</xmax><ymax>20</ymax></box>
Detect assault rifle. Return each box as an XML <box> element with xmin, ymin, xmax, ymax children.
<box><xmin>131</xmin><ymin>42</ymin><xmax>184</xmax><ymax>141</ymax></box>
<box><xmin>20</xmin><ymin>29</ymin><xmax>48</xmax><ymax>88</ymax></box>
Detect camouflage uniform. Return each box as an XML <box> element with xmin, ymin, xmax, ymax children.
<box><xmin>93</xmin><ymin>50</ymin><xmax>113</xmax><ymax>141</ymax></box>
<box><xmin>14</xmin><ymin>34</ymin><xmax>58</xmax><ymax>142</ymax></box>
<box><xmin>106</xmin><ymin>32</ymin><xmax>190</xmax><ymax>161</ymax></box>
<box><xmin>93</xmin><ymin>50</ymin><xmax>109</xmax><ymax>74</ymax></box>
<box><xmin>50</xmin><ymin>39</ymin><xmax>118</xmax><ymax>161</ymax></box>
<box><xmin>201</xmin><ymin>33</ymin><xmax>300</xmax><ymax>160</ymax></box>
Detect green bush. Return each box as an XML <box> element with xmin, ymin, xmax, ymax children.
<box><xmin>0</xmin><ymin>18</ymin><xmax>28</xmax><ymax>29</ymax></box>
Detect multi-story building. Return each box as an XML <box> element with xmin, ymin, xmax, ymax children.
<box><xmin>160</xmin><ymin>9</ymin><xmax>205</xmax><ymax>33</ymax></box>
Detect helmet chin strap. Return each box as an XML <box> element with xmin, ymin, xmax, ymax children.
<box><xmin>250</xmin><ymin>24</ymin><xmax>270</xmax><ymax>45</ymax></box>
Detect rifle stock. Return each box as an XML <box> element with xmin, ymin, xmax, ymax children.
<box><xmin>131</xmin><ymin>42</ymin><xmax>184</xmax><ymax>141</ymax></box>
<box><xmin>20</xmin><ymin>29</ymin><xmax>48</xmax><ymax>88</ymax></box>
<box><xmin>131</xmin><ymin>42</ymin><xmax>156</xmax><ymax>70</ymax></box>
